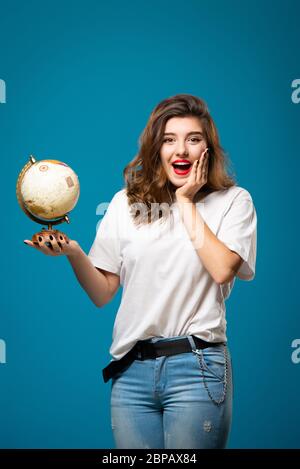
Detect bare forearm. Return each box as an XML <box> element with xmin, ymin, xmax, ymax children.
<box><xmin>177</xmin><ymin>200</ymin><xmax>233</xmax><ymax>284</ymax></box>
<box><xmin>66</xmin><ymin>243</ymin><xmax>110</xmax><ymax>307</ymax></box>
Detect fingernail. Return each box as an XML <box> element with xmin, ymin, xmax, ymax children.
<box><xmin>23</xmin><ymin>241</ymin><xmax>28</xmax><ymax>244</ymax></box>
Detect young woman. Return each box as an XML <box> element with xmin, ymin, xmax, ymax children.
<box><xmin>24</xmin><ymin>94</ymin><xmax>257</xmax><ymax>449</ymax></box>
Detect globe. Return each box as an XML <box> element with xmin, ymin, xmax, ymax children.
<box><xmin>16</xmin><ymin>155</ymin><xmax>80</xmax><ymax>227</ymax></box>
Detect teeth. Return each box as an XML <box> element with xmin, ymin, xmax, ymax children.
<box><xmin>173</xmin><ymin>162</ymin><xmax>191</xmax><ymax>166</ymax></box>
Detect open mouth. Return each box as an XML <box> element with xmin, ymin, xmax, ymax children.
<box><xmin>171</xmin><ymin>162</ymin><xmax>192</xmax><ymax>176</ymax></box>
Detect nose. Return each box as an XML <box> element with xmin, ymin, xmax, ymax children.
<box><xmin>175</xmin><ymin>141</ymin><xmax>188</xmax><ymax>156</ymax></box>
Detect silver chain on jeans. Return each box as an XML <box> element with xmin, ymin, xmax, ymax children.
<box><xmin>192</xmin><ymin>344</ymin><xmax>228</xmax><ymax>406</ymax></box>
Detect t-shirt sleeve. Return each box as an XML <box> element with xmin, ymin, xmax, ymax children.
<box><xmin>217</xmin><ymin>190</ymin><xmax>257</xmax><ymax>281</ymax></box>
<box><xmin>87</xmin><ymin>193</ymin><xmax>122</xmax><ymax>275</ymax></box>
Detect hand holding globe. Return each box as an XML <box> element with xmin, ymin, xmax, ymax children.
<box><xmin>23</xmin><ymin>229</ymin><xmax>79</xmax><ymax>257</ymax></box>
<box><xmin>17</xmin><ymin>155</ymin><xmax>80</xmax><ymax>256</ymax></box>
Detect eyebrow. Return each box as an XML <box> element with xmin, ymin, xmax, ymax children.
<box><xmin>163</xmin><ymin>131</ymin><xmax>204</xmax><ymax>136</ymax></box>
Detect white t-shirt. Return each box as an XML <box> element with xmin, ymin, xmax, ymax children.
<box><xmin>88</xmin><ymin>185</ymin><xmax>257</xmax><ymax>361</ymax></box>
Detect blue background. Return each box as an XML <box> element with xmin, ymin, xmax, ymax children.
<box><xmin>0</xmin><ymin>0</ymin><xmax>299</xmax><ymax>448</ymax></box>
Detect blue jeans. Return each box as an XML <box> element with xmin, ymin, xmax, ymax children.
<box><xmin>110</xmin><ymin>335</ymin><xmax>233</xmax><ymax>449</ymax></box>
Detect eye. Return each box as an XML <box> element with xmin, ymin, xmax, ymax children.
<box><xmin>163</xmin><ymin>137</ymin><xmax>202</xmax><ymax>143</ymax></box>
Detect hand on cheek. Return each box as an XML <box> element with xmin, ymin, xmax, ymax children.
<box><xmin>175</xmin><ymin>148</ymin><xmax>209</xmax><ymax>202</ymax></box>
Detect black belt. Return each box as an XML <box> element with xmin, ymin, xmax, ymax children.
<box><xmin>102</xmin><ymin>336</ymin><xmax>224</xmax><ymax>383</ymax></box>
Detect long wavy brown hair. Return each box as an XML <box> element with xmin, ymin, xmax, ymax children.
<box><xmin>123</xmin><ymin>94</ymin><xmax>236</xmax><ymax>226</ymax></box>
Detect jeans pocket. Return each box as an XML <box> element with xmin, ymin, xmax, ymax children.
<box><xmin>194</xmin><ymin>345</ymin><xmax>226</xmax><ymax>382</ymax></box>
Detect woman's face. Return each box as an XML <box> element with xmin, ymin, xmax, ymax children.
<box><xmin>159</xmin><ymin>116</ymin><xmax>208</xmax><ymax>187</ymax></box>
